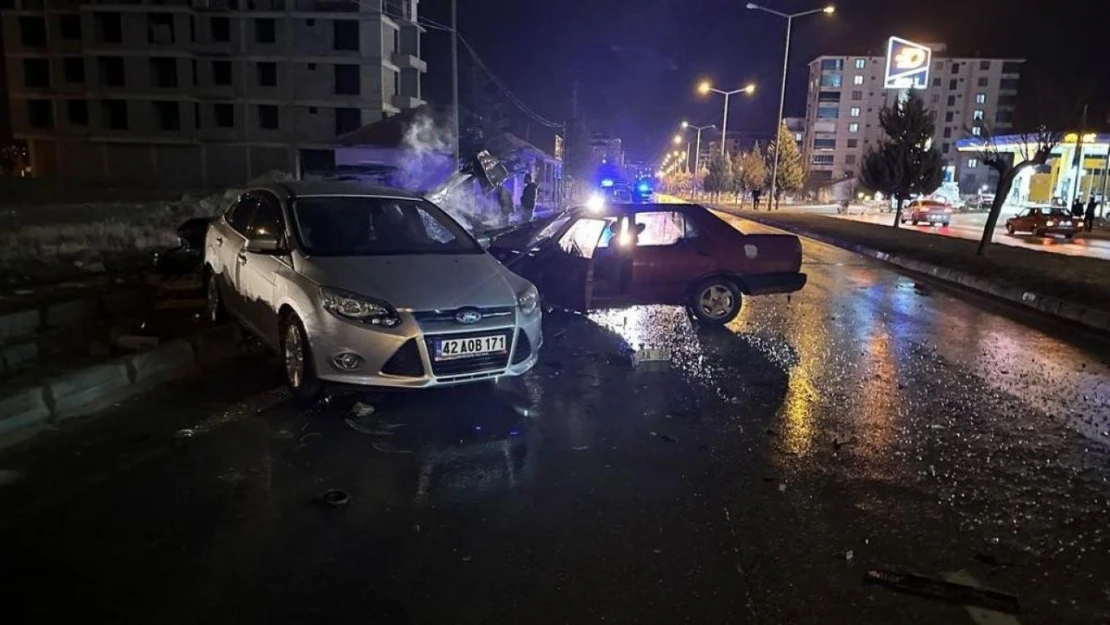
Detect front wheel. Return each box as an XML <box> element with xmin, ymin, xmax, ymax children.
<box><xmin>280</xmin><ymin>314</ymin><xmax>322</xmax><ymax>407</ymax></box>
<box><xmin>1006</xmin><ymin>223</ymin><xmax>1015</xmax><ymax>235</ymax></box>
<box><xmin>911</xmin><ymin>219</ymin><xmax>918</xmax><ymax>225</ymax></box>
<box><xmin>1064</xmin><ymin>233</ymin><xmax>1075</xmax><ymax>240</ymax></box>
<box><xmin>690</xmin><ymin>279</ymin><xmax>742</xmax><ymax>325</ymax></box>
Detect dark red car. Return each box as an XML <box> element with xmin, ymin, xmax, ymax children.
<box><xmin>1005</xmin><ymin>207</ymin><xmax>1079</xmax><ymax>239</ymax></box>
<box><xmin>490</xmin><ymin>203</ymin><xmax>807</xmax><ymax>324</ymax></box>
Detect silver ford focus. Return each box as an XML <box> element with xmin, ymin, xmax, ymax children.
<box><xmin>203</xmin><ymin>181</ymin><xmax>542</xmax><ymax>404</ymax></box>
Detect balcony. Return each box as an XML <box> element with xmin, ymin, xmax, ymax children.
<box><xmin>391</xmin><ymin>94</ymin><xmax>424</xmax><ymax>110</ymax></box>
<box><xmin>391</xmin><ymin>53</ymin><xmax>427</xmax><ymax>72</ymax></box>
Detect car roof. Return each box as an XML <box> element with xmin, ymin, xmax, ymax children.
<box><xmin>252</xmin><ymin>180</ymin><xmax>425</xmax><ymax>200</ymax></box>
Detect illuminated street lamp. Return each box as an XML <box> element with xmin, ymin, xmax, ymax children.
<box><xmin>681</xmin><ymin>121</ymin><xmax>716</xmax><ymax>175</ymax></box>
<box><xmin>747</xmin><ymin>2</ymin><xmax>835</xmax><ymax>206</ymax></box>
<box><xmin>697</xmin><ymin>82</ymin><xmax>756</xmax><ymax>155</ymax></box>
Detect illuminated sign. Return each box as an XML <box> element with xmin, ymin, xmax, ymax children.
<box><xmin>884</xmin><ymin>36</ymin><xmax>931</xmax><ymax>90</ymax></box>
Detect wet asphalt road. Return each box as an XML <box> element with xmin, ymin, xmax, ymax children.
<box><xmin>2</xmin><ymin>217</ymin><xmax>1110</xmax><ymax>624</ymax></box>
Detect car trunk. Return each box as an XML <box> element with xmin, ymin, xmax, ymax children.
<box><xmin>737</xmin><ymin>234</ymin><xmax>803</xmax><ymax>274</ymax></box>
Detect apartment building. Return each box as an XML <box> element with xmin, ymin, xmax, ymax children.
<box><xmin>802</xmin><ymin>44</ymin><xmax>1022</xmax><ymax>195</ymax></box>
<box><xmin>2</xmin><ymin>0</ymin><xmax>425</xmax><ymax>188</ymax></box>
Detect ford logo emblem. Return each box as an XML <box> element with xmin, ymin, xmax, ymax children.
<box><xmin>455</xmin><ymin>308</ymin><xmax>482</xmax><ymax>324</ymax></box>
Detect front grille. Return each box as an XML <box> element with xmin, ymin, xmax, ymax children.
<box><xmin>413</xmin><ymin>306</ymin><xmax>514</xmax><ymax>324</ymax></box>
<box><xmin>424</xmin><ymin>329</ymin><xmax>512</xmax><ymax>377</ymax></box>
<box><xmin>511</xmin><ymin>330</ymin><xmax>532</xmax><ymax>365</ymax></box>
<box><xmin>380</xmin><ymin>338</ymin><xmax>425</xmax><ymax>377</ymax></box>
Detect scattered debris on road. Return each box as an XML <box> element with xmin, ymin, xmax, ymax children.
<box><xmin>864</xmin><ymin>569</ymin><xmax>1020</xmax><ymax>614</ymax></box>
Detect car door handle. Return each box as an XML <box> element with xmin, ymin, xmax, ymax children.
<box><xmin>237</xmin><ymin>252</ymin><xmax>248</xmax><ymax>265</ymax></box>
<box><xmin>214</xmin><ymin>236</ymin><xmax>223</xmax><ymax>247</ymax></box>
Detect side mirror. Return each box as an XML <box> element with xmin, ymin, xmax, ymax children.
<box><xmin>477</xmin><ymin>235</ymin><xmax>492</xmax><ymax>250</ymax></box>
<box><xmin>246</xmin><ymin>234</ymin><xmax>283</xmax><ymax>254</ymax></box>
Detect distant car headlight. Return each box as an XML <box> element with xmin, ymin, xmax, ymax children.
<box><xmin>517</xmin><ymin>284</ymin><xmax>539</xmax><ymax>315</ymax></box>
<box><xmin>321</xmin><ymin>287</ymin><xmax>401</xmax><ymax>327</ymax></box>
<box><xmin>586</xmin><ymin>193</ymin><xmax>605</xmax><ymax>213</ymax></box>
<box><xmin>1046</xmin><ymin>220</ymin><xmax>1056</xmax><ymax>227</ymax></box>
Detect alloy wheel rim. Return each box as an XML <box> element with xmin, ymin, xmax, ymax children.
<box><xmin>698</xmin><ymin>285</ymin><xmax>734</xmax><ymax>319</ymax></box>
<box><xmin>284</xmin><ymin>324</ymin><xmax>304</xmax><ymax>389</ymax></box>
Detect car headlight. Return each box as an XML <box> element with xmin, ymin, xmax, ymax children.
<box><xmin>517</xmin><ymin>284</ymin><xmax>539</xmax><ymax>315</ymax></box>
<box><xmin>1046</xmin><ymin>220</ymin><xmax>1056</xmax><ymax>227</ymax></box>
<box><xmin>321</xmin><ymin>287</ymin><xmax>401</xmax><ymax>327</ymax></box>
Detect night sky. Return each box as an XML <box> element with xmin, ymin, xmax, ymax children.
<box><xmin>420</xmin><ymin>0</ymin><xmax>1110</xmax><ymax>162</ymax></box>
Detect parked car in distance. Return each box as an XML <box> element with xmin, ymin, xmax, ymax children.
<box><xmin>491</xmin><ymin>202</ymin><xmax>807</xmax><ymax>325</ymax></box>
<box><xmin>1005</xmin><ymin>207</ymin><xmax>1078</xmax><ymax>239</ymax></box>
<box><xmin>203</xmin><ymin>182</ymin><xmax>543</xmax><ymax>404</ymax></box>
<box><xmin>902</xmin><ymin>199</ymin><xmax>952</xmax><ymax>227</ymax></box>
<box><xmin>969</xmin><ymin>193</ymin><xmax>996</xmax><ymax>210</ymax></box>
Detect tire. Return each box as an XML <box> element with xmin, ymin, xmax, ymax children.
<box><xmin>1005</xmin><ymin>224</ymin><xmax>1014</xmax><ymax>235</ymax></box>
<box><xmin>1033</xmin><ymin>229</ymin><xmax>1045</xmax><ymax>237</ymax></box>
<box><xmin>941</xmin><ymin>222</ymin><xmax>950</xmax><ymax>227</ymax></box>
<box><xmin>205</xmin><ymin>269</ymin><xmax>227</xmax><ymax>325</ymax></box>
<box><xmin>1064</xmin><ymin>234</ymin><xmax>1075</xmax><ymax>240</ymax></box>
<box><xmin>690</xmin><ymin>279</ymin><xmax>742</xmax><ymax>325</ymax></box>
<box><xmin>911</xmin><ymin>218</ymin><xmax>918</xmax><ymax>225</ymax></box>
<box><xmin>280</xmin><ymin>313</ymin><xmax>322</xmax><ymax>407</ymax></box>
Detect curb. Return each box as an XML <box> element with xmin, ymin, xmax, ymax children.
<box><xmin>732</xmin><ymin>211</ymin><xmax>1110</xmax><ymax>335</ymax></box>
<box><xmin>0</xmin><ymin>323</ymin><xmax>245</xmax><ymax>450</ymax></box>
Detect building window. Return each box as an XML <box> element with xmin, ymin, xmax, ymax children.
<box><xmin>309</xmin><ymin>106</ymin><xmax>318</xmax><ymax>114</ymax></box>
<box><xmin>214</xmin><ymin>103</ymin><xmax>234</xmax><ymax>128</ymax></box>
<box><xmin>811</xmin><ymin>154</ymin><xmax>835</xmax><ymax>165</ymax></box>
<box><xmin>255</xmin><ymin>18</ymin><xmax>275</xmax><ymax>43</ymax></box>
<box><xmin>819</xmin><ymin>58</ymin><xmax>843</xmax><ymax>71</ymax></box>
<box><xmin>946</xmin><ymin>95</ymin><xmax>956</xmax><ymax>106</ymax></box>
<box><xmin>854</xmin><ymin>58</ymin><xmax>866</xmax><ymax>69</ymax></box>
<box><xmin>334</xmin><ymin>64</ymin><xmax>359</xmax><ymax>95</ymax></box>
<box><xmin>98</xmin><ymin>56</ymin><xmax>125</xmax><ymax>87</ymax></box>
<box><xmin>971</xmin><ymin>126</ymin><xmax>982</xmax><ymax>136</ymax></box>
<box><xmin>816</xmin><ymin>106</ymin><xmax>839</xmax><ymax>119</ymax></box>
<box><xmin>995</xmin><ymin>109</ymin><xmax>1013</xmax><ymax>124</ymax></box>
<box><xmin>975</xmin><ymin>93</ymin><xmax>986</xmax><ymax>104</ymax></box>
<box><xmin>147</xmin><ymin>12</ymin><xmax>175</xmax><ymax>44</ymax></box>
<box><xmin>932</xmin><ymin>78</ymin><xmax>941</xmax><ymax>87</ymax></box>
<box><xmin>63</xmin><ymin>57</ymin><xmax>84</xmax><ymax>83</ymax></box>
<box><xmin>942</xmin><ymin>142</ymin><xmax>950</xmax><ymax>153</ymax></box>
<box><xmin>977</xmin><ymin>77</ymin><xmax>988</xmax><ymax>87</ymax></box>
<box><xmin>153</xmin><ymin>101</ymin><xmax>180</xmax><ymax>131</ymax></box>
<box><xmin>999</xmin><ymin>77</ymin><xmax>1019</xmax><ymax>90</ymax></box>
<box><xmin>334</xmin><ymin>20</ymin><xmax>359</xmax><ymax>51</ymax></box>
<box><xmin>848</xmin><ymin>123</ymin><xmax>859</xmax><ymax>133</ymax></box>
<box><xmin>102</xmin><ymin>99</ymin><xmax>127</xmax><ymax>130</ymax></box>
<box><xmin>211</xmin><ymin>17</ymin><xmax>230</xmax><ymax>42</ymax></box>
<box><xmin>819</xmin><ymin>74</ymin><xmax>841</xmax><ymax>88</ymax></box>
<box><xmin>853</xmin><ymin>75</ymin><xmax>863</xmax><ymax>85</ymax></box>
<box><xmin>949</xmin><ymin>79</ymin><xmax>958</xmax><ymax>90</ymax></box>
<box><xmin>194</xmin><ymin>103</ymin><xmax>201</xmax><ymax>129</ymax></box>
<box><xmin>308</xmin><ymin>62</ymin><xmax>316</xmax><ymax>70</ymax></box>
<box><xmin>1001</xmin><ymin>61</ymin><xmax>1022</xmax><ymax>74</ymax></box>
<box><xmin>257</xmin><ymin>62</ymin><xmax>277</xmax><ymax>87</ymax></box>
<box><xmin>973</xmin><ymin>109</ymin><xmax>985</xmax><ymax>120</ymax></box>
<box><xmin>393</xmin><ymin>69</ymin><xmax>400</xmax><ymax>96</ymax></box>
<box><xmin>813</xmin><ymin>138</ymin><xmax>836</xmax><ymax>149</ymax></box>
<box><xmin>59</xmin><ymin>14</ymin><xmax>82</xmax><ymax>40</ymax></box>
<box><xmin>849</xmin><ymin>107</ymin><xmax>860</xmax><ymax>117</ymax></box>
<box><xmin>68</xmin><ymin>100</ymin><xmax>88</xmax><ymax>125</ymax></box>
<box><xmin>931</xmin><ymin>94</ymin><xmax>939</xmax><ymax>104</ymax></box>
<box><xmin>934</xmin><ymin>60</ymin><xmax>943</xmax><ymax>70</ymax></box>
<box><xmin>818</xmin><ymin>90</ymin><xmax>841</xmax><ymax>102</ymax></box>
<box><xmin>212</xmin><ymin>60</ymin><xmax>231</xmax><ymax>85</ymax></box>
<box><xmin>944</xmin><ymin>112</ymin><xmax>954</xmax><ymax>122</ymax></box>
<box><xmin>943</xmin><ymin>127</ymin><xmax>952</xmax><ymax>138</ymax></box>
<box><xmin>845</xmin><ymin>154</ymin><xmax>856</xmax><ymax>165</ymax></box>
<box><xmin>951</xmin><ymin>62</ymin><xmax>960</xmax><ymax>73</ymax></box>
<box><xmin>335</xmin><ymin>108</ymin><xmax>361</xmax><ymax>135</ymax></box>
<box><xmin>94</xmin><ymin>12</ymin><xmax>122</xmax><ymax>44</ymax></box>
<box><xmin>19</xmin><ymin>16</ymin><xmax>47</xmax><ymax>47</ymax></box>
<box><xmin>23</xmin><ymin>59</ymin><xmax>50</xmax><ymax>88</ymax></box>
<box><xmin>259</xmin><ymin>105</ymin><xmax>279</xmax><ymax>129</ymax></box>
<box><xmin>851</xmin><ymin>90</ymin><xmax>862</xmax><ymax>100</ymax></box>
<box><xmin>998</xmin><ymin>94</ymin><xmax>1017</xmax><ymax>107</ymax></box>
<box><xmin>150</xmin><ymin>57</ymin><xmax>178</xmax><ymax>88</ymax></box>
<box><xmin>847</xmin><ymin>139</ymin><xmax>858</xmax><ymax>148</ymax></box>
<box><xmin>27</xmin><ymin>99</ymin><xmax>53</xmax><ymax>129</ymax></box>
<box><xmin>979</xmin><ymin>60</ymin><xmax>990</xmax><ymax>71</ymax></box>
<box><xmin>968</xmin><ymin>158</ymin><xmax>978</xmax><ymax>168</ymax></box>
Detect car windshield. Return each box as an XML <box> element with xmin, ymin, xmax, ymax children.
<box><xmin>292</xmin><ymin>196</ymin><xmax>482</xmax><ymax>256</ymax></box>
<box><xmin>527</xmin><ymin>211</ymin><xmax>576</xmax><ymax>248</ymax></box>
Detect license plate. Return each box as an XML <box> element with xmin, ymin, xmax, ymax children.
<box><xmin>434</xmin><ymin>335</ymin><xmax>507</xmax><ymax>361</ymax></box>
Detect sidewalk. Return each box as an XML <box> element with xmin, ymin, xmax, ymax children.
<box><xmin>716</xmin><ymin>208</ymin><xmax>1110</xmax><ymax>334</ymax></box>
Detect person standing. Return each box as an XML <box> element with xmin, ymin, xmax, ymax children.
<box><xmin>1085</xmin><ymin>195</ymin><xmax>1098</xmax><ymax>233</ymax></box>
<box><xmin>520</xmin><ymin>173</ymin><xmax>538</xmax><ymax>223</ymax></box>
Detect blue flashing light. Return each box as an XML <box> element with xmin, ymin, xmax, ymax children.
<box><xmin>637</xmin><ymin>182</ymin><xmax>651</xmax><ymax>193</ymax></box>
<box><xmin>600</xmin><ymin>178</ymin><xmax>614</xmax><ymax>188</ymax></box>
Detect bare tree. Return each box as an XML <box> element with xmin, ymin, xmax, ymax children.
<box><xmin>971</xmin><ymin>124</ymin><xmax>1062</xmax><ymax>255</ymax></box>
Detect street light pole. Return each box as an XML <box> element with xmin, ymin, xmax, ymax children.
<box><xmin>697</xmin><ymin>83</ymin><xmax>755</xmax><ymax>156</ymax></box>
<box><xmin>682</xmin><ymin>122</ymin><xmax>715</xmax><ymax>178</ymax></box>
<box><xmin>450</xmin><ymin>0</ymin><xmax>459</xmax><ymax>167</ymax></box>
<box><xmin>747</xmin><ymin>3</ymin><xmax>834</xmax><ymax>208</ymax></box>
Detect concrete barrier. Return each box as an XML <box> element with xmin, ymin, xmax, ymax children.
<box><xmin>126</xmin><ymin>340</ymin><xmax>197</xmax><ymax>386</ymax></box>
<box><xmin>0</xmin><ymin>309</ymin><xmax>41</xmax><ymax>341</ymax></box>
<box><xmin>1</xmin><ymin>341</ymin><xmax>38</xmax><ymax>372</ymax></box>
<box><xmin>47</xmin><ymin>361</ymin><xmax>134</xmax><ymax>421</ymax></box>
<box><xmin>0</xmin><ymin>386</ymin><xmax>51</xmax><ymax>436</ymax></box>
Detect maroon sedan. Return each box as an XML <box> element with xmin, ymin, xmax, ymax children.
<box><xmin>491</xmin><ymin>203</ymin><xmax>807</xmax><ymax>324</ymax></box>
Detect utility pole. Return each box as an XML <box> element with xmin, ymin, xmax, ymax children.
<box><xmin>1069</xmin><ymin>103</ymin><xmax>1088</xmax><ymax>208</ymax></box>
<box><xmin>451</xmin><ymin>0</ymin><xmax>460</xmax><ymax>167</ymax></box>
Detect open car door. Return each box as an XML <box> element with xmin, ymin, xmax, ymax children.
<box><xmin>535</xmin><ymin>217</ymin><xmax>609</xmax><ymax>312</ymax></box>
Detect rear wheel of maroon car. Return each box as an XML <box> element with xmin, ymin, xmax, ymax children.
<box><xmin>1006</xmin><ymin>223</ymin><xmax>1015</xmax><ymax>235</ymax></box>
<box><xmin>690</xmin><ymin>279</ymin><xmax>742</xmax><ymax>325</ymax></box>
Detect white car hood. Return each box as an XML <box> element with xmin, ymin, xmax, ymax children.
<box><xmin>298</xmin><ymin>253</ymin><xmax>522</xmax><ymax>311</ymax></box>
